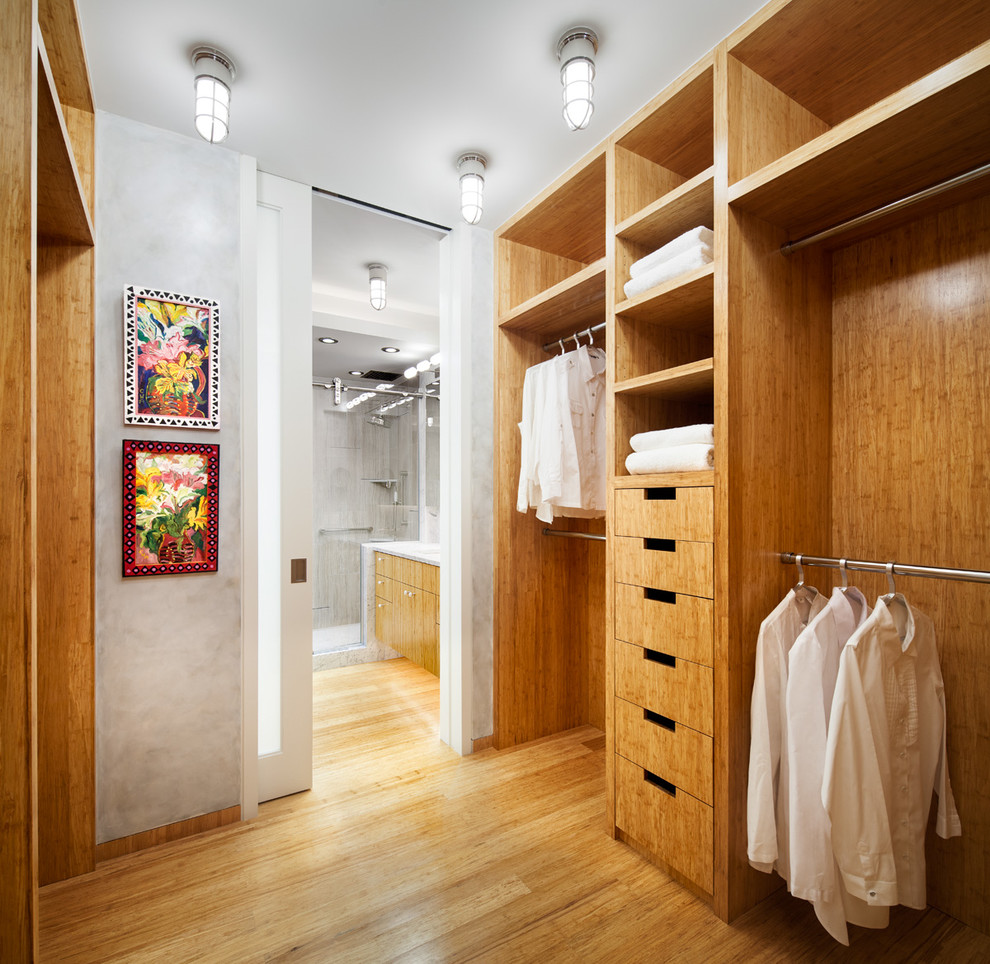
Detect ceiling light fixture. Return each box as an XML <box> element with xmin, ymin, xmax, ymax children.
<box><xmin>318</xmin><ymin>336</ymin><xmax>338</xmax><ymax>345</ymax></box>
<box><xmin>556</xmin><ymin>27</ymin><xmax>598</xmax><ymax>131</ymax></box>
<box><xmin>381</xmin><ymin>346</ymin><xmax>399</xmax><ymax>353</ymax></box>
<box><xmin>369</xmin><ymin>264</ymin><xmax>388</xmax><ymax>311</ymax></box>
<box><xmin>191</xmin><ymin>45</ymin><xmax>236</xmax><ymax>144</ymax></box>
<box><xmin>403</xmin><ymin>366</ymin><xmax>418</xmax><ymax>380</ymax></box>
<box><xmin>456</xmin><ymin>152</ymin><xmax>487</xmax><ymax>225</ymax></box>
<box><xmin>348</xmin><ymin>370</ymin><xmax>363</xmax><ymax>376</ymax></box>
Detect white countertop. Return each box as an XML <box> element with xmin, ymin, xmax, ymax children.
<box><xmin>364</xmin><ymin>540</ymin><xmax>440</xmax><ymax>566</ymax></box>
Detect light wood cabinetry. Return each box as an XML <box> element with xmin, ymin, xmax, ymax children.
<box><xmin>375</xmin><ymin>552</ymin><xmax>439</xmax><ymax>677</ymax></box>
<box><xmin>2</xmin><ymin>0</ymin><xmax>96</xmax><ymax>956</ymax></box>
<box><xmin>496</xmin><ymin>0</ymin><xmax>990</xmax><ymax>936</ymax></box>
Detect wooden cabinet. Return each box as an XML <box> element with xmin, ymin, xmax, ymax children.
<box><xmin>496</xmin><ymin>0</ymin><xmax>990</xmax><ymax>935</ymax></box>
<box><xmin>375</xmin><ymin>552</ymin><xmax>439</xmax><ymax>677</ymax></box>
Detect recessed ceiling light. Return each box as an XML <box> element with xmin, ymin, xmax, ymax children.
<box><xmin>318</xmin><ymin>336</ymin><xmax>338</xmax><ymax>344</ymax></box>
<box><xmin>348</xmin><ymin>370</ymin><xmax>363</xmax><ymax>376</ymax></box>
<box><xmin>381</xmin><ymin>346</ymin><xmax>399</xmax><ymax>353</ymax></box>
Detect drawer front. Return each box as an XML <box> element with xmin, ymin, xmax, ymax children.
<box><xmin>615</xmin><ymin>755</ymin><xmax>713</xmax><ymax>893</ymax></box>
<box><xmin>614</xmin><ymin>536</ymin><xmax>713</xmax><ymax>599</ymax></box>
<box><xmin>615</xmin><ymin>640</ymin><xmax>713</xmax><ymax>736</ymax></box>
<box><xmin>420</xmin><ymin>562</ymin><xmax>439</xmax><ymax>596</ymax></box>
<box><xmin>615</xmin><ymin>697</ymin><xmax>713</xmax><ymax>805</ymax></box>
<box><xmin>375</xmin><ymin>574</ymin><xmax>394</xmax><ymax>603</ymax></box>
<box><xmin>375</xmin><ymin>552</ymin><xmax>394</xmax><ymax>579</ymax></box>
<box><xmin>375</xmin><ymin>597</ymin><xmax>394</xmax><ymax>645</ymax></box>
<box><xmin>614</xmin><ymin>582</ymin><xmax>713</xmax><ymax>667</ymax></box>
<box><xmin>614</xmin><ymin>487</ymin><xmax>713</xmax><ymax>542</ymax></box>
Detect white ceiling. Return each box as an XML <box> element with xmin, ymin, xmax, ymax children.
<box><xmin>77</xmin><ymin>0</ymin><xmax>764</xmax><ymax>370</ymax></box>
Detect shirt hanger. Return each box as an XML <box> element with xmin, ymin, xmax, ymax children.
<box><xmin>792</xmin><ymin>553</ymin><xmax>820</xmax><ymax>620</ymax></box>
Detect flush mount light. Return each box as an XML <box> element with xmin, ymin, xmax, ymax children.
<box><xmin>348</xmin><ymin>370</ymin><xmax>363</xmax><ymax>376</ymax></box>
<box><xmin>318</xmin><ymin>336</ymin><xmax>338</xmax><ymax>345</ymax></box>
<box><xmin>381</xmin><ymin>346</ymin><xmax>399</xmax><ymax>353</ymax></box>
<box><xmin>369</xmin><ymin>264</ymin><xmax>388</xmax><ymax>311</ymax></box>
<box><xmin>429</xmin><ymin>352</ymin><xmax>441</xmax><ymax>366</ymax></box>
<box><xmin>556</xmin><ymin>27</ymin><xmax>598</xmax><ymax>131</ymax></box>
<box><xmin>191</xmin><ymin>45</ymin><xmax>236</xmax><ymax>144</ymax></box>
<box><xmin>456</xmin><ymin>152</ymin><xmax>487</xmax><ymax>225</ymax></box>
<box><xmin>403</xmin><ymin>366</ymin><xmax>417</xmax><ymax>379</ymax></box>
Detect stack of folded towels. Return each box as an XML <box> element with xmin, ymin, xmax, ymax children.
<box><xmin>623</xmin><ymin>225</ymin><xmax>714</xmax><ymax>301</ymax></box>
<box><xmin>625</xmin><ymin>423</ymin><xmax>714</xmax><ymax>475</ymax></box>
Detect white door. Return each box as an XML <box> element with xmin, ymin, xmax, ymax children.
<box><xmin>252</xmin><ymin>171</ymin><xmax>314</xmax><ymax>801</ymax></box>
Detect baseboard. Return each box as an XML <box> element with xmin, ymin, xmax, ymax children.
<box><xmin>472</xmin><ymin>735</ymin><xmax>494</xmax><ymax>752</ymax></box>
<box><xmin>96</xmin><ymin>805</ymin><xmax>241</xmax><ymax>862</ymax></box>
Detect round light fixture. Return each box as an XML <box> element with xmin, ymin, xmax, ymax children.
<box><xmin>348</xmin><ymin>370</ymin><xmax>363</xmax><ymax>376</ymax></box>
<box><xmin>318</xmin><ymin>336</ymin><xmax>338</xmax><ymax>345</ymax></box>
<box><xmin>381</xmin><ymin>346</ymin><xmax>399</xmax><ymax>353</ymax></box>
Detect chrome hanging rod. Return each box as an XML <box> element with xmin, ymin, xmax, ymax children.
<box><xmin>780</xmin><ymin>552</ymin><xmax>990</xmax><ymax>585</ymax></box>
<box><xmin>780</xmin><ymin>161</ymin><xmax>990</xmax><ymax>255</ymax></box>
<box><xmin>542</xmin><ymin>321</ymin><xmax>607</xmax><ymax>354</ymax></box>
<box><xmin>543</xmin><ymin>528</ymin><xmax>606</xmax><ymax>542</ymax></box>
<box><xmin>311</xmin><ymin>382</ymin><xmax>432</xmax><ymax>399</ymax></box>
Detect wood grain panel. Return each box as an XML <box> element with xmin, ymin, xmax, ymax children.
<box><xmin>615</xmin><ymin>640</ymin><xmax>714</xmax><ymax>736</ymax></box>
<box><xmin>613</xmin><ymin>314</ymin><xmax>713</xmax><ymax>385</ymax></box>
<box><xmin>614</xmin><ymin>582</ymin><xmax>714</xmax><ymax>666</ymax></box>
<box><xmin>831</xmin><ymin>195</ymin><xmax>990</xmax><ymax>934</ymax></box>
<box><xmin>615</xmin><ymin>754</ymin><xmax>714</xmax><ymax>893</ymax></box>
<box><xmin>374</xmin><ymin>551</ymin><xmax>394</xmax><ymax>579</ymax></box>
<box><xmin>614</xmin><ymin>395</ymin><xmax>715</xmax><ymax>480</ymax></box>
<box><xmin>375</xmin><ymin>574</ymin><xmax>394</xmax><ymax>604</ymax></box>
<box><xmin>497</xmin><ymin>259</ymin><xmax>605</xmax><ymax>337</ymax></box>
<box><xmin>61</xmin><ymin>106</ymin><xmax>93</xmax><ymax>212</ymax></box>
<box><xmin>497</xmin><ymin>238</ymin><xmax>589</xmax><ymax>317</ymax></box>
<box><xmin>615</xmin><ymin>696</ymin><xmax>714</xmax><ymax>804</ymax></box>
<box><xmin>614</xmin><ymin>486</ymin><xmax>713</xmax><ymax>542</ymax></box>
<box><xmin>726</xmin><ymin>54</ymin><xmax>829</xmax><ymax>185</ymax></box>
<box><xmin>613</xmin><ymin>148</ymin><xmax>686</xmax><ymax>228</ymax></box>
<box><xmin>728</xmin><ymin>0</ymin><xmax>990</xmax><ymax>126</ymax></box>
<box><xmin>615</xmin><ymin>263</ymin><xmax>714</xmax><ymax>329</ymax></box>
<box><xmin>1</xmin><ymin>0</ymin><xmax>38</xmax><ymax>955</ymax></box>
<box><xmin>95</xmin><ymin>807</ymin><xmax>240</xmax><ymax>862</ymax></box>
<box><xmin>38</xmin><ymin>0</ymin><xmax>94</xmax><ymax>112</ymax></box>
<box><xmin>375</xmin><ymin>597</ymin><xmax>394</xmax><ymax>646</ymax></box>
<box><xmin>614</xmin><ymin>536</ymin><xmax>713</xmax><ymax>599</ymax></box>
<box><xmin>616</xmin><ymin>167</ymin><xmax>715</xmax><ymax>248</ymax></box>
<box><xmin>37</xmin><ymin>243</ymin><xmax>95</xmax><ymax>887</ymax></box>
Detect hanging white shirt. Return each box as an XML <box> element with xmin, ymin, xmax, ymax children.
<box><xmin>747</xmin><ymin>587</ymin><xmax>826</xmax><ymax>879</ymax></box>
<box><xmin>786</xmin><ymin>587</ymin><xmax>888</xmax><ymax>944</ymax></box>
<box><xmin>823</xmin><ymin>596</ymin><xmax>962</xmax><ymax>910</ymax></box>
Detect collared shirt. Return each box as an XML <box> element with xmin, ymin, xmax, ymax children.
<box><xmin>786</xmin><ymin>587</ymin><xmax>888</xmax><ymax>944</ymax></box>
<box><xmin>823</xmin><ymin>596</ymin><xmax>962</xmax><ymax>910</ymax></box>
<box><xmin>747</xmin><ymin>587</ymin><xmax>827</xmax><ymax>878</ymax></box>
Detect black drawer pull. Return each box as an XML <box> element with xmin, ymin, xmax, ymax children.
<box><xmin>645</xmin><ymin>587</ymin><xmax>676</xmax><ymax>604</ymax></box>
<box><xmin>644</xmin><ymin>769</ymin><xmax>677</xmax><ymax>797</ymax></box>
<box><xmin>644</xmin><ymin>648</ymin><xmax>676</xmax><ymax>667</ymax></box>
<box><xmin>644</xmin><ymin>709</ymin><xmax>675</xmax><ymax>731</ymax></box>
<box><xmin>646</xmin><ymin>487</ymin><xmax>676</xmax><ymax>501</ymax></box>
<box><xmin>644</xmin><ymin>538</ymin><xmax>676</xmax><ymax>552</ymax></box>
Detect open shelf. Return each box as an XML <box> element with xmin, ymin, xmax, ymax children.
<box><xmin>498</xmin><ymin>258</ymin><xmax>606</xmax><ymax>336</ymax></box>
<box><xmin>613</xmin><ymin>471</ymin><xmax>714</xmax><ymax>489</ymax></box>
<box><xmin>38</xmin><ymin>0</ymin><xmax>94</xmax><ymax>113</ymax></box>
<box><xmin>36</xmin><ymin>40</ymin><xmax>93</xmax><ymax>246</ymax></box>
<box><xmin>615</xmin><ymin>263</ymin><xmax>714</xmax><ymax>331</ymax></box>
<box><xmin>615</xmin><ymin>358</ymin><xmax>714</xmax><ymax>401</ymax></box>
<box><xmin>617</xmin><ymin>168</ymin><xmax>714</xmax><ymax>248</ymax></box>
<box><xmin>728</xmin><ymin>42</ymin><xmax>990</xmax><ymax>238</ymax></box>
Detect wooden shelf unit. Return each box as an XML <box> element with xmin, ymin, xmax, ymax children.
<box><xmin>497</xmin><ymin>257</ymin><xmax>606</xmax><ymax>339</ymax></box>
<box><xmin>497</xmin><ymin>0</ymin><xmax>990</xmax><ymax>940</ymax></box>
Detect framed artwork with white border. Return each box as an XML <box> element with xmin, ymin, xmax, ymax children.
<box><xmin>124</xmin><ymin>285</ymin><xmax>220</xmax><ymax>429</ymax></box>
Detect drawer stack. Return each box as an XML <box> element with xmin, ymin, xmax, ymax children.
<box><xmin>611</xmin><ymin>485</ymin><xmax>715</xmax><ymax>893</ymax></box>
<box><xmin>375</xmin><ymin>551</ymin><xmax>439</xmax><ymax>676</ymax></box>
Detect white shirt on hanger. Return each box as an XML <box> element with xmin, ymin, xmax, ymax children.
<box><xmin>823</xmin><ymin>596</ymin><xmax>962</xmax><ymax>910</ymax></box>
<box><xmin>786</xmin><ymin>586</ymin><xmax>888</xmax><ymax>944</ymax></box>
<box><xmin>747</xmin><ymin>586</ymin><xmax>826</xmax><ymax>879</ymax></box>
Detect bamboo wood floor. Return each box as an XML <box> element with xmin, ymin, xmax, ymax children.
<box><xmin>39</xmin><ymin>659</ymin><xmax>990</xmax><ymax>963</ymax></box>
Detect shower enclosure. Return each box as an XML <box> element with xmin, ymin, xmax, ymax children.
<box><xmin>312</xmin><ymin>389</ymin><xmax>439</xmax><ymax>655</ymax></box>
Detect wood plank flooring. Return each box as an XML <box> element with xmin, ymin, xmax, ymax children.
<box><xmin>39</xmin><ymin>659</ymin><xmax>990</xmax><ymax>963</ymax></box>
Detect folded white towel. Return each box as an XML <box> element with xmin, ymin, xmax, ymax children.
<box><xmin>623</xmin><ymin>243</ymin><xmax>713</xmax><ymax>300</ymax></box>
<box><xmin>629</xmin><ymin>226</ymin><xmax>715</xmax><ymax>279</ymax></box>
<box><xmin>625</xmin><ymin>444</ymin><xmax>714</xmax><ymax>475</ymax></box>
<box><xmin>630</xmin><ymin>424</ymin><xmax>714</xmax><ymax>452</ymax></box>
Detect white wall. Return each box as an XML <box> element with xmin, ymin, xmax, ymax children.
<box><xmin>94</xmin><ymin>113</ymin><xmax>243</xmax><ymax>841</ymax></box>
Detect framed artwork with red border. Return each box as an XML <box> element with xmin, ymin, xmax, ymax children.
<box><xmin>122</xmin><ymin>439</ymin><xmax>220</xmax><ymax>577</ymax></box>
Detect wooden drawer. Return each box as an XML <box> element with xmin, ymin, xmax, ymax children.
<box><xmin>614</xmin><ymin>535</ymin><xmax>713</xmax><ymax>599</ymax></box>
<box><xmin>615</xmin><ymin>755</ymin><xmax>713</xmax><ymax>894</ymax></box>
<box><xmin>615</xmin><ymin>640</ymin><xmax>713</xmax><ymax>736</ymax></box>
<box><xmin>374</xmin><ymin>574</ymin><xmax>393</xmax><ymax>603</ymax></box>
<box><xmin>394</xmin><ymin>557</ymin><xmax>438</xmax><ymax>593</ymax></box>
<box><xmin>375</xmin><ymin>551</ymin><xmax>394</xmax><ymax>579</ymax></box>
<box><xmin>375</xmin><ymin>597</ymin><xmax>394</xmax><ymax>645</ymax></box>
<box><xmin>420</xmin><ymin>561</ymin><xmax>439</xmax><ymax>596</ymax></box>
<box><xmin>614</xmin><ymin>582</ymin><xmax>713</xmax><ymax>666</ymax></box>
<box><xmin>615</xmin><ymin>697</ymin><xmax>713</xmax><ymax>805</ymax></box>
<box><xmin>614</xmin><ymin>486</ymin><xmax>713</xmax><ymax>542</ymax></box>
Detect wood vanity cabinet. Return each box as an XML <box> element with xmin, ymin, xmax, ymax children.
<box><xmin>375</xmin><ymin>552</ymin><xmax>439</xmax><ymax>676</ymax></box>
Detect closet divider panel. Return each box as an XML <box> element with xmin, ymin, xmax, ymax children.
<box><xmin>830</xmin><ymin>194</ymin><xmax>990</xmax><ymax>934</ymax></box>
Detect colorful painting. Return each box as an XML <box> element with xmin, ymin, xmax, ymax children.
<box><xmin>122</xmin><ymin>439</ymin><xmax>220</xmax><ymax>577</ymax></box>
<box><xmin>124</xmin><ymin>286</ymin><xmax>220</xmax><ymax>429</ymax></box>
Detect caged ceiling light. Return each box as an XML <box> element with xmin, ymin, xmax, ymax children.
<box><xmin>556</xmin><ymin>27</ymin><xmax>598</xmax><ymax>131</ymax></box>
<box><xmin>456</xmin><ymin>152</ymin><xmax>487</xmax><ymax>225</ymax></box>
<box><xmin>369</xmin><ymin>264</ymin><xmax>388</xmax><ymax>311</ymax></box>
<box><xmin>191</xmin><ymin>45</ymin><xmax>236</xmax><ymax>144</ymax></box>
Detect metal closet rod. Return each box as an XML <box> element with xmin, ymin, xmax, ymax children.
<box><xmin>543</xmin><ymin>528</ymin><xmax>606</xmax><ymax>542</ymax></box>
<box><xmin>542</xmin><ymin>321</ymin><xmax>607</xmax><ymax>354</ymax></box>
<box><xmin>781</xmin><ymin>552</ymin><xmax>990</xmax><ymax>585</ymax></box>
<box><xmin>780</xmin><ymin>161</ymin><xmax>990</xmax><ymax>255</ymax></box>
